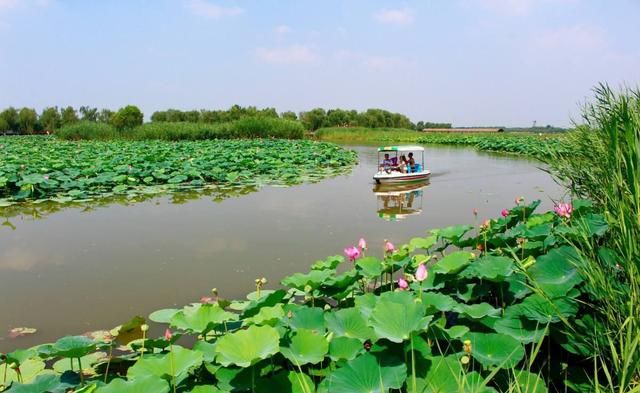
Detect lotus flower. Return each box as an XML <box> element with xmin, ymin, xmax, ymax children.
<box><xmin>415</xmin><ymin>263</ymin><xmax>428</xmax><ymax>282</ymax></box>
<box><xmin>397</xmin><ymin>278</ymin><xmax>409</xmax><ymax>290</ymax></box>
<box><xmin>515</xmin><ymin>196</ymin><xmax>524</xmax><ymax>205</ymax></box>
<box><xmin>344</xmin><ymin>246</ymin><xmax>361</xmax><ymax>262</ymax></box>
<box><xmin>164</xmin><ymin>328</ymin><xmax>173</xmax><ymax>341</ymax></box>
<box><xmin>554</xmin><ymin>202</ymin><xmax>573</xmax><ymax>219</ymax></box>
<box><xmin>384</xmin><ymin>241</ymin><xmax>395</xmax><ymax>253</ymax></box>
<box><xmin>43</xmin><ymin>175</ymin><xmax>49</xmax><ymax>180</ymax></box>
<box><xmin>501</xmin><ymin>209</ymin><xmax>509</xmax><ymax>217</ymax></box>
<box><xmin>473</xmin><ymin>208</ymin><xmax>478</xmax><ymax>216</ymax></box>
<box><xmin>358</xmin><ymin>238</ymin><xmax>367</xmax><ymax>251</ymax></box>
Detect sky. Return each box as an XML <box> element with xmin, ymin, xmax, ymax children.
<box><xmin>0</xmin><ymin>0</ymin><xmax>638</xmax><ymax>127</ymax></box>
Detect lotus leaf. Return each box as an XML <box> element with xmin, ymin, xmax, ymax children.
<box><xmin>311</xmin><ymin>255</ymin><xmax>343</xmax><ymax>271</ymax></box>
<box><xmin>414</xmin><ymin>355</ymin><xmax>463</xmax><ymax>393</ymax></box>
<box><xmin>328</xmin><ymin>337</ymin><xmax>363</xmax><ymax>361</ymax></box>
<box><xmin>52</xmin><ymin>352</ymin><xmax>106</xmax><ymax>375</ymax></box>
<box><xmin>409</xmin><ymin>235</ymin><xmax>437</xmax><ymax>251</ymax></box>
<box><xmin>369</xmin><ymin>297</ymin><xmax>431</xmax><ymax>343</ymax></box>
<box><xmin>127</xmin><ymin>346</ymin><xmax>203</xmax><ymax>384</ymax></box>
<box><xmin>456</xmin><ymin>303</ymin><xmax>501</xmax><ymax>319</ymax></box>
<box><xmin>148</xmin><ymin>308</ymin><xmax>180</xmax><ymax>324</ymax></box>
<box><xmin>432</xmin><ymin>251</ymin><xmax>473</xmax><ymax>275</ymax></box>
<box><xmin>51</xmin><ymin>336</ymin><xmax>96</xmax><ymax>358</ymax></box>
<box><xmin>241</xmin><ymin>290</ymin><xmax>287</xmax><ymax>319</ymax></box>
<box><xmin>187</xmin><ymin>385</ymin><xmax>228</xmax><ymax>393</ymax></box>
<box><xmin>511</xmin><ymin>370</ymin><xmax>548</xmax><ymax>393</ymax></box>
<box><xmin>422</xmin><ymin>292</ymin><xmax>458</xmax><ymax>312</ymax></box>
<box><xmin>518</xmin><ymin>294</ymin><xmax>578</xmax><ymax>323</ymax></box>
<box><xmin>215</xmin><ymin>325</ymin><xmax>280</xmax><ymax>367</ymax></box>
<box><xmin>460</xmin><ymin>255</ymin><xmax>514</xmax><ymax>281</ymax></box>
<box><xmin>325</xmin><ymin>308</ymin><xmax>375</xmax><ymax>342</ymax></box>
<box><xmin>244</xmin><ymin>304</ymin><xmax>285</xmax><ymax>326</ymax></box>
<box><xmin>493</xmin><ymin>308</ymin><xmax>547</xmax><ymax>343</ymax></box>
<box><xmin>355</xmin><ymin>256</ymin><xmax>384</xmax><ymax>278</ymax></box>
<box><xmin>170</xmin><ymin>303</ymin><xmax>237</xmax><ymax>333</ymax></box>
<box><xmin>324</xmin><ymin>353</ymin><xmax>407</xmax><ymax>393</ymax></box>
<box><xmin>96</xmin><ymin>375</ymin><xmax>170</xmax><ymax>393</ymax></box>
<box><xmin>281</xmin><ymin>329</ymin><xmax>328</xmax><ymax>365</ymax></box>
<box><xmin>2</xmin><ymin>359</ymin><xmax>49</xmax><ymax>384</ymax></box>
<box><xmin>432</xmin><ymin>225</ymin><xmax>473</xmax><ymax>242</ymax></box>
<box><xmin>528</xmin><ymin>246</ymin><xmax>583</xmax><ymax>297</ymax></box>
<box><xmin>192</xmin><ymin>340</ymin><xmax>217</xmax><ymax>362</ymax></box>
<box><xmin>3</xmin><ymin>373</ymin><xmax>74</xmax><ymax>393</ymax></box>
<box><xmin>288</xmin><ymin>306</ymin><xmax>326</xmax><ymax>332</ymax></box>
<box><xmin>255</xmin><ymin>370</ymin><xmax>315</xmax><ymax>393</ymax></box>
<box><xmin>464</xmin><ymin>332</ymin><xmax>525</xmax><ymax>368</ymax></box>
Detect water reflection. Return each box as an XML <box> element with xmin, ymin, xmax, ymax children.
<box><xmin>373</xmin><ymin>182</ymin><xmax>428</xmax><ymax>221</ymax></box>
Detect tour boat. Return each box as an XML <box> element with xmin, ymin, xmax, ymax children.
<box><xmin>373</xmin><ymin>145</ymin><xmax>431</xmax><ymax>184</ymax></box>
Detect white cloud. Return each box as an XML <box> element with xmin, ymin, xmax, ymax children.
<box><xmin>274</xmin><ymin>25</ymin><xmax>291</xmax><ymax>34</ymax></box>
<box><xmin>256</xmin><ymin>45</ymin><xmax>319</xmax><ymax>65</ymax></box>
<box><xmin>373</xmin><ymin>8</ymin><xmax>414</xmax><ymax>25</ymax></box>
<box><xmin>187</xmin><ymin>0</ymin><xmax>244</xmax><ymax>19</ymax></box>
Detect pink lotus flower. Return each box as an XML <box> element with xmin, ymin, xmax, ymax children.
<box><xmin>501</xmin><ymin>209</ymin><xmax>509</xmax><ymax>217</ymax></box>
<box><xmin>515</xmin><ymin>196</ymin><xmax>524</xmax><ymax>205</ymax></box>
<box><xmin>358</xmin><ymin>238</ymin><xmax>367</xmax><ymax>251</ymax></box>
<box><xmin>397</xmin><ymin>278</ymin><xmax>409</xmax><ymax>290</ymax></box>
<box><xmin>415</xmin><ymin>263</ymin><xmax>428</xmax><ymax>281</ymax></box>
<box><xmin>473</xmin><ymin>208</ymin><xmax>478</xmax><ymax>216</ymax></box>
<box><xmin>43</xmin><ymin>175</ymin><xmax>49</xmax><ymax>180</ymax></box>
<box><xmin>554</xmin><ymin>202</ymin><xmax>573</xmax><ymax>219</ymax></box>
<box><xmin>344</xmin><ymin>246</ymin><xmax>361</xmax><ymax>262</ymax></box>
<box><xmin>384</xmin><ymin>241</ymin><xmax>395</xmax><ymax>253</ymax></box>
<box><xmin>164</xmin><ymin>328</ymin><xmax>173</xmax><ymax>341</ymax></box>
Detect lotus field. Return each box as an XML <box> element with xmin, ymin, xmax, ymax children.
<box><xmin>0</xmin><ymin>199</ymin><xmax>607</xmax><ymax>392</ymax></box>
<box><xmin>0</xmin><ymin>137</ymin><xmax>357</xmax><ymax>206</ymax></box>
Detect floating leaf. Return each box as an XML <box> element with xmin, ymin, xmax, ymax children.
<box><xmin>281</xmin><ymin>329</ymin><xmax>328</xmax><ymax>365</ymax></box>
<box><xmin>215</xmin><ymin>325</ymin><xmax>280</xmax><ymax>367</ymax></box>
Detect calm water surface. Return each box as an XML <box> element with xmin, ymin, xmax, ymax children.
<box><xmin>0</xmin><ymin>144</ymin><xmax>565</xmax><ymax>351</ymax></box>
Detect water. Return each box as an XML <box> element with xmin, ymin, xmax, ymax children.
<box><xmin>0</xmin><ymin>144</ymin><xmax>564</xmax><ymax>351</ymax></box>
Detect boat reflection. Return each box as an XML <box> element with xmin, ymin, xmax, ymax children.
<box><xmin>373</xmin><ymin>181</ymin><xmax>429</xmax><ymax>221</ymax></box>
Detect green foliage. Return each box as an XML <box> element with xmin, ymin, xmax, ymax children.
<box><xmin>111</xmin><ymin>105</ymin><xmax>143</xmax><ymax>130</ymax></box>
<box><xmin>0</xmin><ymin>136</ymin><xmax>356</xmax><ymax>203</ymax></box>
<box><xmin>56</xmin><ymin>121</ymin><xmax>119</xmax><ymax>140</ymax></box>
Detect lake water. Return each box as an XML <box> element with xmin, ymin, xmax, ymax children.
<box><xmin>0</xmin><ymin>144</ymin><xmax>565</xmax><ymax>351</ymax></box>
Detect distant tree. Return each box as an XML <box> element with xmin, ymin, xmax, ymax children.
<box><xmin>423</xmin><ymin>122</ymin><xmax>451</xmax><ymax>129</ymax></box>
<box><xmin>111</xmin><ymin>105</ymin><xmax>143</xmax><ymax>130</ymax></box>
<box><xmin>40</xmin><ymin>107</ymin><xmax>61</xmax><ymax>131</ymax></box>
<box><xmin>79</xmin><ymin>106</ymin><xmax>99</xmax><ymax>122</ymax></box>
<box><xmin>0</xmin><ymin>107</ymin><xmax>19</xmax><ymax>131</ymax></box>
<box><xmin>300</xmin><ymin>108</ymin><xmax>326</xmax><ymax>131</ymax></box>
<box><xmin>184</xmin><ymin>110</ymin><xmax>200</xmax><ymax>123</ymax></box>
<box><xmin>415</xmin><ymin>121</ymin><xmax>425</xmax><ymax>130</ymax></box>
<box><xmin>60</xmin><ymin>106</ymin><xmax>79</xmax><ymax>126</ymax></box>
<box><xmin>97</xmin><ymin>109</ymin><xmax>114</xmax><ymax>124</ymax></box>
<box><xmin>200</xmin><ymin>110</ymin><xmax>221</xmax><ymax>123</ymax></box>
<box><xmin>325</xmin><ymin>109</ymin><xmax>353</xmax><ymax>127</ymax></box>
<box><xmin>0</xmin><ymin>117</ymin><xmax>8</xmax><ymax>132</ymax></box>
<box><xmin>151</xmin><ymin>111</ymin><xmax>168</xmax><ymax>122</ymax></box>
<box><xmin>259</xmin><ymin>107</ymin><xmax>279</xmax><ymax>118</ymax></box>
<box><xmin>281</xmin><ymin>111</ymin><xmax>297</xmax><ymax>121</ymax></box>
<box><xmin>165</xmin><ymin>109</ymin><xmax>185</xmax><ymax>122</ymax></box>
<box><xmin>18</xmin><ymin>107</ymin><xmax>38</xmax><ymax>134</ymax></box>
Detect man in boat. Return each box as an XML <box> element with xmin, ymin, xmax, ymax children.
<box><xmin>379</xmin><ymin>154</ymin><xmax>393</xmax><ymax>173</ymax></box>
<box><xmin>408</xmin><ymin>152</ymin><xmax>416</xmax><ymax>172</ymax></box>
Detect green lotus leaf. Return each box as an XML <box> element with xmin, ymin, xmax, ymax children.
<box><xmin>241</xmin><ymin>290</ymin><xmax>287</xmax><ymax>319</ymax></box>
<box><xmin>4</xmin><ymin>374</ymin><xmax>74</xmax><ymax>393</ymax></box>
<box><xmin>96</xmin><ymin>375</ymin><xmax>170</xmax><ymax>393</ymax></box>
<box><xmin>4</xmin><ymin>348</ymin><xmax>37</xmax><ymax>365</ymax></box>
<box><xmin>464</xmin><ymin>332</ymin><xmax>525</xmax><ymax>368</ymax></box>
<box><xmin>460</xmin><ymin>255</ymin><xmax>514</xmax><ymax>281</ymax></box>
<box><xmin>573</xmin><ymin>213</ymin><xmax>608</xmax><ymax>237</ymax></box>
<box><xmin>528</xmin><ymin>246</ymin><xmax>583</xmax><ymax>297</ymax></box>
<box><xmin>456</xmin><ymin>303</ymin><xmax>501</xmax><ymax>319</ymax></box>
<box><xmin>73</xmin><ymin>384</ymin><xmax>98</xmax><ymax>393</ymax></box>
<box><xmin>187</xmin><ymin>385</ymin><xmax>227</xmax><ymax>393</ymax></box>
<box><xmin>355</xmin><ymin>256</ymin><xmax>385</xmax><ymax>278</ymax></box>
<box><xmin>192</xmin><ymin>340</ymin><xmax>217</xmax><ymax>362</ymax></box>
<box><xmin>519</xmin><ymin>294</ymin><xmax>578</xmax><ymax>323</ymax></box>
<box><xmin>354</xmin><ymin>293</ymin><xmax>378</xmax><ymax>320</ymax></box>
<box><xmin>409</xmin><ymin>235</ymin><xmax>437</xmax><ymax>251</ymax></box>
<box><xmin>462</xmin><ymin>371</ymin><xmax>498</xmax><ymax>393</ymax></box>
<box><xmin>432</xmin><ymin>251</ymin><xmax>473</xmax><ymax>274</ymax></box>
<box><xmin>281</xmin><ymin>270</ymin><xmax>334</xmax><ymax>291</ymax></box>
<box><xmin>325</xmin><ymin>308</ymin><xmax>375</xmax><ymax>342</ymax></box>
<box><xmin>281</xmin><ymin>328</ymin><xmax>328</xmax><ymax>365</ymax></box>
<box><xmin>493</xmin><ymin>306</ymin><xmax>548</xmax><ymax>343</ymax></box>
<box><xmin>324</xmin><ymin>353</ymin><xmax>407</xmax><ymax>393</ymax></box>
<box><xmin>422</xmin><ymin>292</ymin><xmax>458</xmax><ymax>312</ymax></box>
<box><xmin>288</xmin><ymin>306</ymin><xmax>326</xmax><ymax>331</ymax></box>
<box><xmin>215</xmin><ymin>325</ymin><xmax>280</xmax><ymax>367</ymax></box>
<box><xmin>148</xmin><ymin>308</ymin><xmax>180</xmax><ymax>324</ymax></box>
<box><xmin>328</xmin><ymin>336</ymin><xmax>363</xmax><ymax>361</ymax></box>
<box><xmin>511</xmin><ymin>370</ymin><xmax>548</xmax><ymax>393</ymax></box>
<box><xmin>52</xmin><ymin>352</ymin><xmax>107</xmax><ymax>374</ymax></box>
<box><xmin>127</xmin><ymin>346</ymin><xmax>203</xmax><ymax>384</ymax></box>
<box><xmin>504</xmin><ymin>273</ymin><xmax>531</xmax><ymax>300</ymax></box>
<box><xmin>52</xmin><ymin>335</ymin><xmax>96</xmax><ymax>358</ymax></box>
<box><xmin>2</xmin><ymin>359</ymin><xmax>50</xmax><ymax>384</ymax></box>
<box><xmin>432</xmin><ymin>225</ymin><xmax>473</xmax><ymax>242</ymax></box>
<box><xmin>170</xmin><ymin>303</ymin><xmax>237</xmax><ymax>333</ymax></box>
<box><xmin>245</xmin><ymin>304</ymin><xmax>285</xmax><ymax>326</ymax></box>
<box><xmin>255</xmin><ymin>370</ymin><xmax>315</xmax><ymax>393</ymax></box>
<box><xmin>311</xmin><ymin>255</ymin><xmax>343</xmax><ymax>271</ymax></box>
<box><xmin>369</xmin><ymin>298</ymin><xmax>431</xmax><ymax>343</ymax></box>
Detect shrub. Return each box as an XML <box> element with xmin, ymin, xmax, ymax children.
<box><xmin>111</xmin><ymin>105</ymin><xmax>143</xmax><ymax>130</ymax></box>
<box><xmin>56</xmin><ymin>121</ymin><xmax>118</xmax><ymax>140</ymax></box>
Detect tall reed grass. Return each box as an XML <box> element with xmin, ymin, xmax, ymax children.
<box><xmin>548</xmin><ymin>84</ymin><xmax>640</xmax><ymax>392</ymax></box>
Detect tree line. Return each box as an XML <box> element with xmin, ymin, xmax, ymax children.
<box><xmin>0</xmin><ymin>104</ymin><xmax>453</xmax><ymax>134</ymax></box>
<box><xmin>0</xmin><ymin>105</ymin><xmax>143</xmax><ymax>134</ymax></box>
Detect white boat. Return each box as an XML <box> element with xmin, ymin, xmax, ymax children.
<box><xmin>373</xmin><ymin>145</ymin><xmax>431</xmax><ymax>184</ymax></box>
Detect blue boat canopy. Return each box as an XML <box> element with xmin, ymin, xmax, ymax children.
<box><xmin>377</xmin><ymin>145</ymin><xmax>425</xmax><ymax>152</ymax></box>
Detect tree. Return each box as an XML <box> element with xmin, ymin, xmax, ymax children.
<box><xmin>0</xmin><ymin>117</ymin><xmax>8</xmax><ymax>132</ymax></box>
<box><xmin>60</xmin><ymin>106</ymin><xmax>79</xmax><ymax>126</ymax></box>
<box><xmin>79</xmin><ymin>106</ymin><xmax>98</xmax><ymax>122</ymax></box>
<box><xmin>18</xmin><ymin>107</ymin><xmax>38</xmax><ymax>134</ymax></box>
<box><xmin>40</xmin><ymin>107</ymin><xmax>61</xmax><ymax>131</ymax></box>
<box><xmin>151</xmin><ymin>111</ymin><xmax>168</xmax><ymax>122</ymax></box>
<box><xmin>0</xmin><ymin>107</ymin><xmax>19</xmax><ymax>131</ymax></box>
<box><xmin>281</xmin><ymin>111</ymin><xmax>297</xmax><ymax>121</ymax></box>
<box><xmin>111</xmin><ymin>105</ymin><xmax>143</xmax><ymax>130</ymax></box>
<box><xmin>97</xmin><ymin>109</ymin><xmax>114</xmax><ymax>123</ymax></box>
<box><xmin>183</xmin><ymin>110</ymin><xmax>200</xmax><ymax>123</ymax></box>
<box><xmin>300</xmin><ymin>108</ymin><xmax>326</xmax><ymax>131</ymax></box>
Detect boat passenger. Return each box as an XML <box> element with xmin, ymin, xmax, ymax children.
<box><xmin>379</xmin><ymin>154</ymin><xmax>393</xmax><ymax>173</ymax></box>
<box><xmin>408</xmin><ymin>152</ymin><xmax>416</xmax><ymax>172</ymax></box>
<box><xmin>398</xmin><ymin>155</ymin><xmax>408</xmax><ymax>173</ymax></box>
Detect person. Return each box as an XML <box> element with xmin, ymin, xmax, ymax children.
<box><xmin>398</xmin><ymin>155</ymin><xmax>408</xmax><ymax>173</ymax></box>
<box><xmin>379</xmin><ymin>153</ymin><xmax>393</xmax><ymax>172</ymax></box>
<box><xmin>408</xmin><ymin>152</ymin><xmax>416</xmax><ymax>172</ymax></box>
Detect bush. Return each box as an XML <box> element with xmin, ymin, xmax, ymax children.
<box><xmin>111</xmin><ymin>105</ymin><xmax>143</xmax><ymax>130</ymax></box>
<box><xmin>57</xmin><ymin>121</ymin><xmax>118</xmax><ymax>140</ymax></box>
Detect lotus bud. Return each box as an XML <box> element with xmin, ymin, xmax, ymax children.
<box><xmin>164</xmin><ymin>328</ymin><xmax>173</xmax><ymax>341</ymax></box>
<box><xmin>358</xmin><ymin>238</ymin><xmax>367</xmax><ymax>251</ymax></box>
<box><xmin>211</xmin><ymin>288</ymin><xmax>218</xmax><ymax>296</ymax></box>
<box><xmin>501</xmin><ymin>209</ymin><xmax>509</xmax><ymax>217</ymax></box>
<box><xmin>397</xmin><ymin>278</ymin><xmax>409</xmax><ymax>290</ymax></box>
<box><xmin>323</xmin><ymin>304</ymin><xmax>331</xmax><ymax>311</ymax></box>
<box><xmin>260</xmin><ymin>277</ymin><xmax>268</xmax><ymax>285</ymax></box>
<box><xmin>109</xmin><ymin>327</ymin><xmax>121</xmax><ymax>337</ymax></box>
<box><xmin>304</xmin><ymin>285</ymin><xmax>312</xmax><ymax>293</ymax></box>
<box><xmin>463</xmin><ymin>339</ymin><xmax>472</xmax><ymax>354</ymax></box>
<box><xmin>473</xmin><ymin>208</ymin><xmax>478</xmax><ymax>216</ymax></box>
<box><xmin>255</xmin><ymin>278</ymin><xmax>261</xmax><ymax>285</ymax></box>
<box><xmin>415</xmin><ymin>263</ymin><xmax>428</xmax><ymax>282</ymax></box>
<box><xmin>384</xmin><ymin>241</ymin><xmax>396</xmax><ymax>254</ymax></box>
<box><xmin>140</xmin><ymin>324</ymin><xmax>149</xmax><ymax>332</ymax></box>
<box><xmin>461</xmin><ymin>355</ymin><xmax>470</xmax><ymax>365</ymax></box>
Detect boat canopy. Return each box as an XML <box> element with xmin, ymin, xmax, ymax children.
<box><xmin>377</xmin><ymin>145</ymin><xmax>425</xmax><ymax>152</ymax></box>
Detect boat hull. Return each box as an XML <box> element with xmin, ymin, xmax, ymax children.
<box><xmin>373</xmin><ymin>170</ymin><xmax>431</xmax><ymax>184</ymax></box>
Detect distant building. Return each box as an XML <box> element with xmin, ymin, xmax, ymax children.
<box><xmin>420</xmin><ymin>127</ymin><xmax>504</xmax><ymax>133</ymax></box>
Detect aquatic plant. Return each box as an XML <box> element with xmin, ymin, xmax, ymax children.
<box><xmin>0</xmin><ymin>199</ymin><xmax>612</xmax><ymax>392</ymax></box>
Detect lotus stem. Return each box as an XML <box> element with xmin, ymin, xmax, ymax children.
<box><xmin>169</xmin><ymin>344</ymin><xmax>177</xmax><ymax>393</ymax></box>
<box><xmin>77</xmin><ymin>357</ymin><xmax>84</xmax><ymax>385</ymax></box>
<box><xmin>2</xmin><ymin>361</ymin><xmax>7</xmax><ymax>385</ymax></box>
<box><xmin>104</xmin><ymin>342</ymin><xmax>113</xmax><ymax>384</ymax></box>
<box><xmin>411</xmin><ymin>333</ymin><xmax>417</xmax><ymax>393</ymax></box>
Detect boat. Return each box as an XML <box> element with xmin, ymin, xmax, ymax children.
<box><xmin>373</xmin><ymin>145</ymin><xmax>431</xmax><ymax>184</ymax></box>
<box><xmin>373</xmin><ymin>181</ymin><xmax>428</xmax><ymax>221</ymax></box>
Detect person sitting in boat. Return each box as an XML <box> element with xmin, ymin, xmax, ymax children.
<box><xmin>398</xmin><ymin>155</ymin><xmax>408</xmax><ymax>173</ymax></box>
<box><xmin>379</xmin><ymin>154</ymin><xmax>393</xmax><ymax>172</ymax></box>
<box><xmin>408</xmin><ymin>152</ymin><xmax>416</xmax><ymax>172</ymax></box>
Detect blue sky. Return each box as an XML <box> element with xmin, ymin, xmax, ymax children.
<box><xmin>0</xmin><ymin>0</ymin><xmax>638</xmax><ymax>127</ymax></box>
